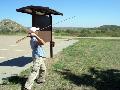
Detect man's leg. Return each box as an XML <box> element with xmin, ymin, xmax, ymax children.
<box><xmin>25</xmin><ymin>57</ymin><xmax>42</xmax><ymax>90</ymax></box>
<box><xmin>36</xmin><ymin>58</ymin><xmax>46</xmax><ymax>83</ymax></box>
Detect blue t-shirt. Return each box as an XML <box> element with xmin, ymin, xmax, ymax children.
<box><xmin>30</xmin><ymin>37</ymin><xmax>45</xmax><ymax>58</ymax></box>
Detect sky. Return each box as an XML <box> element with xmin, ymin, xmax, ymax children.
<box><xmin>0</xmin><ymin>0</ymin><xmax>120</xmax><ymax>27</ymax></box>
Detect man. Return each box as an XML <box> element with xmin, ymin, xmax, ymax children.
<box><xmin>24</xmin><ymin>27</ymin><xmax>46</xmax><ymax>90</ymax></box>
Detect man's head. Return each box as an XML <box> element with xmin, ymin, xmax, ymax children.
<box><xmin>28</xmin><ymin>27</ymin><xmax>40</xmax><ymax>33</ymax></box>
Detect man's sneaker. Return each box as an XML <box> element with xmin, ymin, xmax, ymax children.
<box><xmin>23</xmin><ymin>87</ymin><xmax>30</xmax><ymax>90</ymax></box>
<box><xmin>36</xmin><ymin>79</ymin><xmax>45</xmax><ymax>84</ymax></box>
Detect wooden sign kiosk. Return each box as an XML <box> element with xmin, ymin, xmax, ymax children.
<box><xmin>16</xmin><ymin>5</ymin><xmax>63</xmax><ymax>58</ymax></box>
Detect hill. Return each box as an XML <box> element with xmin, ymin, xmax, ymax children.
<box><xmin>0</xmin><ymin>19</ymin><xmax>27</xmax><ymax>34</ymax></box>
<box><xmin>53</xmin><ymin>25</ymin><xmax>120</xmax><ymax>37</ymax></box>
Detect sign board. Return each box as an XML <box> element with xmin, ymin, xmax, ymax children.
<box><xmin>32</xmin><ymin>15</ymin><xmax>51</xmax><ymax>42</ymax></box>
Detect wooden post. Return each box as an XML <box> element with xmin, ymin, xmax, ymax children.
<box><xmin>32</xmin><ymin>15</ymin><xmax>34</xmax><ymax>27</ymax></box>
<box><xmin>32</xmin><ymin>12</ymin><xmax>36</xmax><ymax>27</ymax></box>
<box><xmin>50</xmin><ymin>15</ymin><xmax>53</xmax><ymax>58</ymax></box>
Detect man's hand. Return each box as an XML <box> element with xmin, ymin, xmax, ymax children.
<box><xmin>28</xmin><ymin>33</ymin><xmax>37</xmax><ymax>37</ymax></box>
<box><xmin>30</xmin><ymin>33</ymin><xmax>37</xmax><ymax>37</ymax></box>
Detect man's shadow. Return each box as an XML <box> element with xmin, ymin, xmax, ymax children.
<box><xmin>0</xmin><ymin>56</ymin><xmax>32</xmax><ymax>67</ymax></box>
<box><xmin>55</xmin><ymin>68</ymin><xmax>120</xmax><ymax>90</ymax></box>
<box><xmin>2</xmin><ymin>76</ymin><xmax>27</xmax><ymax>90</ymax></box>
<box><xmin>0</xmin><ymin>56</ymin><xmax>32</xmax><ymax>89</ymax></box>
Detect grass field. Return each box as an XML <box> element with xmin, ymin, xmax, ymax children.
<box><xmin>1</xmin><ymin>38</ymin><xmax>120</xmax><ymax>90</ymax></box>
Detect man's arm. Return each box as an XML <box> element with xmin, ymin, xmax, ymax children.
<box><xmin>30</xmin><ymin>33</ymin><xmax>46</xmax><ymax>45</ymax></box>
<box><xmin>35</xmin><ymin>34</ymin><xmax>46</xmax><ymax>45</ymax></box>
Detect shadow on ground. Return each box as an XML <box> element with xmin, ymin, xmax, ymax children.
<box><xmin>0</xmin><ymin>56</ymin><xmax>32</xmax><ymax>67</ymax></box>
<box><xmin>55</xmin><ymin>68</ymin><xmax>120</xmax><ymax>90</ymax></box>
<box><xmin>2</xmin><ymin>76</ymin><xmax>27</xmax><ymax>90</ymax></box>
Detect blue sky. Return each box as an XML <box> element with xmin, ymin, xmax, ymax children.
<box><xmin>0</xmin><ymin>0</ymin><xmax>120</xmax><ymax>27</ymax></box>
